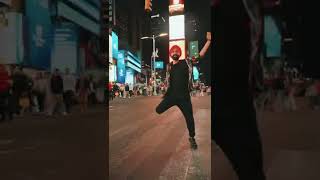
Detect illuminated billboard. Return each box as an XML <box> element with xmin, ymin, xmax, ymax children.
<box><xmin>264</xmin><ymin>16</ymin><xmax>281</xmax><ymax>58</ymax></box>
<box><xmin>193</xmin><ymin>66</ymin><xmax>199</xmax><ymax>80</ymax></box>
<box><xmin>109</xmin><ymin>64</ymin><xmax>117</xmax><ymax>82</ymax></box>
<box><xmin>189</xmin><ymin>41</ymin><xmax>199</xmax><ymax>58</ymax></box>
<box><xmin>155</xmin><ymin>61</ymin><xmax>164</xmax><ymax>69</ymax></box>
<box><xmin>169</xmin><ymin>15</ymin><xmax>185</xmax><ymax>40</ymax></box>
<box><xmin>112</xmin><ymin>31</ymin><xmax>118</xmax><ymax>58</ymax></box>
<box><xmin>117</xmin><ymin>52</ymin><xmax>126</xmax><ymax>83</ymax></box>
<box><xmin>169</xmin><ymin>40</ymin><xmax>185</xmax><ymax>62</ymax></box>
<box><xmin>109</xmin><ymin>34</ymin><xmax>112</xmax><ymax>63</ymax></box>
<box><xmin>169</xmin><ymin>0</ymin><xmax>184</xmax><ymax>15</ymax></box>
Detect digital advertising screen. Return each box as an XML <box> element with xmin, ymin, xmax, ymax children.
<box><xmin>125</xmin><ymin>69</ymin><xmax>134</xmax><ymax>86</ymax></box>
<box><xmin>117</xmin><ymin>52</ymin><xmax>126</xmax><ymax>83</ymax></box>
<box><xmin>112</xmin><ymin>31</ymin><xmax>118</xmax><ymax>58</ymax></box>
<box><xmin>155</xmin><ymin>61</ymin><xmax>164</xmax><ymax>69</ymax></box>
<box><xmin>0</xmin><ymin>12</ymin><xmax>23</xmax><ymax>64</ymax></box>
<box><xmin>189</xmin><ymin>41</ymin><xmax>199</xmax><ymax>58</ymax></box>
<box><xmin>109</xmin><ymin>64</ymin><xmax>117</xmax><ymax>82</ymax></box>
<box><xmin>25</xmin><ymin>0</ymin><xmax>53</xmax><ymax>69</ymax></box>
<box><xmin>51</xmin><ymin>22</ymin><xmax>78</xmax><ymax>74</ymax></box>
<box><xmin>169</xmin><ymin>0</ymin><xmax>184</xmax><ymax>15</ymax></box>
<box><xmin>193</xmin><ymin>66</ymin><xmax>199</xmax><ymax>80</ymax></box>
<box><xmin>264</xmin><ymin>15</ymin><xmax>281</xmax><ymax>58</ymax></box>
<box><xmin>169</xmin><ymin>15</ymin><xmax>185</xmax><ymax>40</ymax></box>
<box><xmin>109</xmin><ymin>34</ymin><xmax>112</xmax><ymax>63</ymax></box>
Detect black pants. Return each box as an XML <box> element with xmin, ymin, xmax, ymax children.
<box><xmin>213</xmin><ymin>96</ymin><xmax>265</xmax><ymax>180</ymax></box>
<box><xmin>63</xmin><ymin>90</ymin><xmax>74</xmax><ymax>113</ymax></box>
<box><xmin>156</xmin><ymin>96</ymin><xmax>195</xmax><ymax>137</ymax></box>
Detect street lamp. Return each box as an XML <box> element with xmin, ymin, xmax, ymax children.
<box><xmin>141</xmin><ymin>33</ymin><xmax>168</xmax><ymax>96</ymax></box>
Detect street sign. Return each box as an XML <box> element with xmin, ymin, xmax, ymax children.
<box><xmin>154</xmin><ymin>61</ymin><xmax>164</xmax><ymax>69</ymax></box>
<box><xmin>189</xmin><ymin>41</ymin><xmax>199</xmax><ymax>58</ymax></box>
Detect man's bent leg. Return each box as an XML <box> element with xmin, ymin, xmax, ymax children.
<box><xmin>156</xmin><ymin>97</ymin><xmax>175</xmax><ymax>114</ymax></box>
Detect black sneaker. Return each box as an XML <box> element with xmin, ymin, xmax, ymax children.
<box><xmin>189</xmin><ymin>137</ymin><xmax>198</xmax><ymax>150</ymax></box>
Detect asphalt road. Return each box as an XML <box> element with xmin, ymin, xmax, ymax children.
<box><xmin>0</xmin><ymin>105</ymin><xmax>108</xmax><ymax>180</ymax></box>
<box><xmin>109</xmin><ymin>96</ymin><xmax>211</xmax><ymax>180</ymax></box>
<box><xmin>212</xmin><ymin>97</ymin><xmax>320</xmax><ymax>180</ymax></box>
<box><xmin>1</xmin><ymin>96</ymin><xmax>319</xmax><ymax>180</ymax></box>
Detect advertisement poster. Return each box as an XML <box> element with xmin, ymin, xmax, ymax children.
<box><xmin>189</xmin><ymin>41</ymin><xmax>199</xmax><ymax>58</ymax></box>
<box><xmin>25</xmin><ymin>0</ymin><xmax>53</xmax><ymax>69</ymax></box>
<box><xmin>117</xmin><ymin>52</ymin><xmax>126</xmax><ymax>83</ymax></box>
<box><xmin>0</xmin><ymin>11</ymin><xmax>23</xmax><ymax>64</ymax></box>
<box><xmin>155</xmin><ymin>61</ymin><xmax>164</xmax><ymax>69</ymax></box>
<box><xmin>169</xmin><ymin>15</ymin><xmax>185</xmax><ymax>40</ymax></box>
<box><xmin>264</xmin><ymin>16</ymin><xmax>281</xmax><ymax>58</ymax></box>
<box><xmin>51</xmin><ymin>22</ymin><xmax>78</xmax><ymax>74</ymax></box>
<box><xmin>193</xmin><ymin>66</ymin><xmax>199</xmax><ymax>80</ymax></box>
<box><xmin>112</xmin><ymin>31</ymin><xmax>118</xmax><ymax>58</ymax></box>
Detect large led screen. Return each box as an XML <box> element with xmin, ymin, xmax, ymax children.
<box><xmin>109</xmin><ymin>34</ymin><xmax>112</xmax><ymax>63</ymax></box>
<box><xmin>0</xmin><ymin>12</ymin><xmax>23</xmax><ymax>64</ymax></box>
<box><xmin>51</xmin><ymin>22</ymin><xmax>78</xmax><ymax>74</ymax></box>
<box><xmin>25</xmin><ymin>0</ymin><xmax>53</xmax><ymax>69</ymax></box>
<box><xmin>169</xmin><ymin>15</ymin><xmax>185</xmax><ymax>40</ymax></box>
<box><xmin>155</xmin><ymin>61</ymin><xmax>164</xmax><ymax>69</ymax></box>
<box><xmin>193</xmin><ymin>66</ymin><xmax>199</xmax><ymax>80</ymax></box>
<box><xmin>264</xmin><ymin>16</ymin><xmax>281</xmax><ymax>58</ymax></box>
<box><xmin>117</xmin><ymin>52</ymin><xmax>126</xmax><ymax>83</ymax></box>
<box><xmin>112</xmin><ymin>31</ymin><xmax>118</xmax><ymax>58</ymax></box>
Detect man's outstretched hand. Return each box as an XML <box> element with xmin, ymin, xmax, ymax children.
<box><xmin>206</xmin><ymin>32</ymin><xmax>211</xmax><ymax>41</ymax></box>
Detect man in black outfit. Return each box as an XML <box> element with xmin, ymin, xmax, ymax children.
<box><xmin>155</xmin><ymin>45</ymin><xmax>198</xmax><ymax>149</ymax></box>
<box><xmin>212</xmin><ymin>0</ymin><xmax>266</xmax><ymax>179</ymax></box>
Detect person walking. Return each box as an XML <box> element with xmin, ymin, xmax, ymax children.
<box><xmin>49</xmin><ymin>69</ymin><xmax>66</xmax><ymax>116</ymax></box>
<box><xmin>76</xmin><ymin>75</ymin><xmax>90</xmax><ymax>112</ymax></box>
<box><xmin>0</xmin><ymin>65</ymin><xmax>13</xmax><ymax>121</ymax></box>
<box><xmin>124</xmin><ymin>83</ymin><xmax>129</xmax><ymax>98</ymax></box>
<box><xmin>62</xmin><ymin>68</ymin><xmax>76</xmax><ymax>114</ymax></box>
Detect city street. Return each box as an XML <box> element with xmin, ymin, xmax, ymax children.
<box><xmin>109</xmin><ymin>96</ymin><xmax>211</xmax><ymax>180</ymax></box>
<box><xmin>0</xmin><ymin>105</ymin><xmax>107</xmax><ymax>180</ymax></box>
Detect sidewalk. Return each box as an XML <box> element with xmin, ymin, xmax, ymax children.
<box><xmin>212</xmin><ymin>104</ymin><xmax>320</xmax><ymax>180</ymax></box>
<box><xmin>0</xmin><ymin>105</ymin><xmax>107</xmax><ymax>180</ymax></box>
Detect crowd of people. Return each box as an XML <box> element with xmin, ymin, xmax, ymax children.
<box><xmin>254</xmin><ymin>66</ymin><xmax>320</xmax><ymax>112</ymax></box>
<box><xmin>108</xmin><ymin>81</ymin><xmax>211</xmax><ymax>100</ymax></box>
<box><xmin>0</xmin><ymin>65</ymin><xmax>105</xmax><ymax>122</ymax></box>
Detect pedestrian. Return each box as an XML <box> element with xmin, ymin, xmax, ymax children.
<box><xmin>88</xmin><ymin>75</ymin><xmax>97</xmax><ymax>104</ymax></box>
<box><xmin>212</xmin><ymin>0</ymin><xmax>266</xmax><ymax>179</ymax></box>
<box><xmin>156</xmin><ymin>45</ymin><xmax>199</xmax><ymax>149</ymax></box>
<box><xmin>125</xmin><ymin>83</ymin><xmax>129</xmax><ymax>98</ymax></box>
<box><xmin>76</xmin><ymin>74</ymin><xmax>90</xmax><ymax>112</ymax></box>
<box><xmin>0</xmin><ymin>65</ymin><xmax>13</xmax><ymax>121</ymax></box>
<box><xmin>62</xmin><ymin>68</ymin><xmax>76</xmax><ymax>114</ymax></box>
<box><xmin>49</xmin><ymin>69</ymin><xmax>66</xmax><ymax>116</ymax></box>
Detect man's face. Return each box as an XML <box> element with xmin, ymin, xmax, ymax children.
<box><xmin>171</xmin><ymin>48</ymin><xmax>181</xmax><ymax>61</ymax></box>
